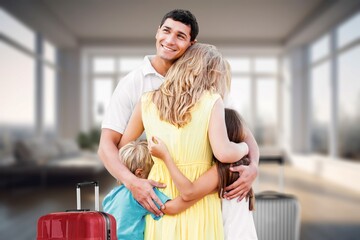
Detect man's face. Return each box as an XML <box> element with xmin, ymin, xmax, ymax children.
<box><xmin>155</xmin><ymin>18</ymin><xmax>194</xmax><ymax>63</ymax></box>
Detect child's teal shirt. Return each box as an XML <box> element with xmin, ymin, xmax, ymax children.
<box><xmin>102</xmin><ymin>185</ymin><xmax>170</xmax><ymax>240</ymax></box>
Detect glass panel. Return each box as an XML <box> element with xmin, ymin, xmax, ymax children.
<box><xmin>93</xmin><ymin>78</ymin><xmax>113</xmax><ymax>125</ymax></box>
<box><xmin>0</xmin><ymin>7</ymin><xmax>35</xmax><ymax>52</ymax></box>
<box><xmin>254</xmin><ymin>57</ymin><xmax>277</xmax><ymax>73</ymax></box>
<box><xmin>0</xmin><ymin>42</ymin><xmax>35</xmax><ymax>130</ymax></box>
<box><xmin>118</xmin><ymin>57</ymin><xmax>143</xmax><ymax>72</ymax></box>
<box><xmin>338</xmin><ymin>12</ymin><xmax>360</xmax><ymax>49</ymax></box>
<box><xmin>44</xmin><ymin>39</ymin><xmax>56</xmax><ymax>63</ymax></box>
<box><xmin>282</xmin><ymin>57</ymin><xmax>292</xmax><ymax>148</ymax></box>
<box><xmin>338</xmin><ymin>45</ymin><xmax>360</xmax><ymax>161</ymax></box>
<box><xmin>256</xmin><ymin>77</ymin><xmax>277</xmax><ymax>145</ymax></box>
<box><xmin>310</xmin><ymin>34</ymin><xmax>330</xmax><ymax>63</ymax></box>
<box><xmin>226</xmin><ymin>57</ymin><xmax>250</xmax><ymax>73</ymax></box>
<box><xmin>43</xmin><ymin>66</ymin><xmax>56</xmax><ymax>131</ymax></box>
<box><xmin>93</xmin><ymin>57</ymin><xmax>115</xmax><ymax>73</ymax></box>
<box><xmin>228</xmin><ymin>77</ymin><xmax>251</xmax><ymax>126</ymax></box>
<box><xmin>311</xmin><ymin>62</ymin><xmax>330</xmax><ymax>154</ymax></box>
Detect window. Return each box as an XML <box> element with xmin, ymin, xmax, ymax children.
<box><xmin>0</xmin><ymin>7</ymin><xmax>35</xmax><ymax>52</ymax></box>
<box><xmin>226</xmin><ymin>56</ymin><xmax>279</xmax><ymax>147</ymax></box>
<box><xmin>118</xmin><ymin>57</ymin><xmax>143</xmax><ymax>73</ymax></box>
<box><xmin>43</xmin><ymin>66</ymin><xmax>56</xmax><ymax>131</ymax></box>
<box><xmin>256</xmin><ymin>77</ymin><xmax>278</xmax><ymax>145</ymax></box>
<box><xmin>93</xmin><ymin>57</ymin><xmax>115</xmax><ymax>73</ymax></box>
<box><xmin>0</xmin><ymin>7</ymin><xmax>57</xmax><ymax>137</ymax></box>
<box><xmin>118</xmin><ymin>57</ymin><xmax>143</xmax><ymax>82</ymax></box>
<box><xmin>227</xmin><ymin>57</ymin><xmax>250</xmax><ymax>73</ymax></box>
<box><xmin>338</xmin><ymin>12</ymin><xmax>360</xmax><ymax>49</ymax></box>
<box><xmin>310</xmin><ymin>62</ymin><xmax>330</xmax><ymax>155</ymax></box>
<box><xmin>338</xmin><ymin>45</ymin><xmax>360</xmax><ymax>160</ymax></box>
<box><xmin>228</xmin><ymin>77</ymin><xmax>251</xmax><ymax>124</ymax></box>
<box><xmin>0</xmin><ymin>41</ymin><xmax>35</xmax><ymax>129</ymax></box>
<box><xmin>93</xmin><ymin>78</ymin><xmax>113</xmax><ymax>125</ymax></box>
<box><xmin>255</xmin><ymin>58</ymin><xmax>278</xmax><ymax>73</ymax></box>
<box><xmin>310</xmin><ymin>34</ymin><xmax>330</xmax><ymax>63</ymax></box>
<box><xmin>90</xmin><ymin>55</ymin><xmax>144</xmax><ymax>127</ymax></box>
<box><xmin>307</xmin><ymin>11</ymin><xmax>360</xmax><ymax>161</ymax></box>
<box><xmin>44</xmin><ymin>40</ymin><xmax>56</xmax><ymax>63</ymax></box>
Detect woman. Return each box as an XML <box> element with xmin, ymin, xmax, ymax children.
<box><xmin>148</xmin><ymin>108</ymin><xmax>258</xmax><ymax>240</ymax></box>
<box><xmin>119</xmin><ymin>43</ymin><xmax>248</xmax><ymax>239</ymax></box>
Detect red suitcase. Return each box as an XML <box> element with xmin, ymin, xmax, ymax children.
<box><xmin>37</xmin><ymin>181</ymin><xmax>117</xmax><ymax>240</ymax></box>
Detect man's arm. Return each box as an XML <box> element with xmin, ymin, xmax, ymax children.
<box><xmin>98</xmin><ymin>103</ymin><xmax>165</xmax><ymax>216</ymax></box>
<box><xmin>98</xmin><ymin>129</ymin><xmax>129</xmax><ymax>181</ymax></box>
<box><xmin>224</xmin><ymin>126</ymin><xmax>259</xmax><ymax>200</ymax></box>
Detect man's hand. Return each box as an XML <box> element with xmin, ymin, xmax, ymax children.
<box><xmin>128</xmin><ymin>177</ymin><xmax>166</xmax><ymax>216</ymax></box>
<box><xmin>223</xmin><ymin>163</ymin><xmax>258</xmax><ymax>201</ymax></box>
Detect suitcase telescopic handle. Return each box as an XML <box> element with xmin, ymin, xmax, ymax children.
<box><xmin>255</xmin><ymin>190</ymin><xmax>296</xmax><ymax>200</ymax></box>
<box><xmin>76</xmin><ymin>181</ymin><xmax>99</xmax><ymax>211</ymax></box>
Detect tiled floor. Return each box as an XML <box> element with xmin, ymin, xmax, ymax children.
<box><xmin>1</xmin><ymin>163</ymin><xmax>360</xmax><ymax>240</ymax></box>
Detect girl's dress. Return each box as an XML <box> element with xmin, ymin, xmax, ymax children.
<box><xmin>222</xmin><ymin>198</ymin><xmax>258</xmax><ymax>240</ymax></box>
<box><xmin>142</xmin><ymin>91</ymin><xmax>224</xmax><ymax>240</ymax></box>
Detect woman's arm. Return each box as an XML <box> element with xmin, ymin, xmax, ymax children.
<box><xmin>162</xmin><ymin>196</ymin><xmax>198</xmax><ymax>215</ymax></box>
<box><xmin>208</xmin><ymin>98</ymin><xmax>249</xmax><ymax>163</ymax></box>
<box><xmin>149</xmin><ymin>136</ymin><xmax>218</xmax><ymax>202</ymax></box>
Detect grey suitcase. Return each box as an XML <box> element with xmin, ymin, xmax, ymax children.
<box><xmin>253</xmin><ymin>191</ymin><xmax>301</xmax><ymax>240</ymax></box>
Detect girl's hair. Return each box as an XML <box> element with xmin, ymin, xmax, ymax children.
<box><xmin>151</xmin><ymin>43</ymin><xmax>227</xmax><ymax>128</ymax></box>
<box><xmin>216</xmin><ymin>108</ymin><xmax>255</xmax><ymax>210</ymax></box>
<box><xmin>119</xmin><ymin>140</ymin><xmax>154</xmax><ymax>179</ymax></box>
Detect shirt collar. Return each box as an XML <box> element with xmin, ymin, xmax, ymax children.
<box><xmin>142</xmin><ymin>55</ymin><xmax>164</xmax><ymax>79</ymax></box>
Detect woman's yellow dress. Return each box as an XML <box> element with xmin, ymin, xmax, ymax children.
<box><xmin>142</xmin><ymin>91</ymin><xmax>224</xmax><ymax>240</ymax></box>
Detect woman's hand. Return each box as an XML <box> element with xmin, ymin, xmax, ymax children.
<box><xmin>148</xmin><ymin>136</ymin><xmax>171</xmax><ymax>162</ymax></box>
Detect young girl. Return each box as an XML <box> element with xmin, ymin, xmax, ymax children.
<box><xmin>149</xmin><ymin>108</ymin><xmax>258</xmax><ymax>240</ymax></box>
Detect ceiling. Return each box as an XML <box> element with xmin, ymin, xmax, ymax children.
<box><xmin>1</xmin><ymin>0</ymin><xmax>337</xmax><ymax>47</ymax></box>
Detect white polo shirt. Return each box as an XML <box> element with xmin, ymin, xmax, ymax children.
<box><xmin>101</xmin><ymin>56</ymin><xmax>164</xmax><ymax>134</ymax></box>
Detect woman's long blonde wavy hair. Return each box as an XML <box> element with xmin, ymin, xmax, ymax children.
<box><xmin>151</xmin><ymin>43</ymin><xmax>228</xmax><ymax>128</ymax></box>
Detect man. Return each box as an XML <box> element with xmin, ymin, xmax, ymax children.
<box><xmin>98</xmin><ymin>9</ymin><xmax>258</xmax><ymax>217</ymax></box>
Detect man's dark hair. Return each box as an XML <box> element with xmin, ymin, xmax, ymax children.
<box><xmin>160</xmin><ymin>9</ymin><xmax>199</xmax><ymax>41</ymax></box>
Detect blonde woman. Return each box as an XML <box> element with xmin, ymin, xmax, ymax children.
<box><xmin>119</xmin><ymin>43</ymin><xmax>250</xmax><ymax>240</ymax></box>
<box><xmin>149</xmin><ymin>108</ymin><xmax>258</xmax><ymax>240</ymax></box>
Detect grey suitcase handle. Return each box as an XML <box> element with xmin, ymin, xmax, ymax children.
<box><xmin>255</xmin><ymin>190</ymin><xmax>296</xmax><ymax>200</ymax></box>
<box><xmin>76</xmin><ymin>181</ymin><xmax>99</xmax><ymax>211</ymax></box>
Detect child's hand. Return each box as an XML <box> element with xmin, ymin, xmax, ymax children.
<box><xmin>149</xmin><ymin>136</ymin><xmax>171</xmax><ymax>161</ymax></box>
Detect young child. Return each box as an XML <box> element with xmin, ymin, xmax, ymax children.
<box><xmin>149</xmin><ymin>108</ymin><xmax>258</xmax><ymax>240</ymax></box>
<box><xmin>219</xmin><ymin>108</ymin><xmax>257</xmax><ymax>239</ymax></box>
<box><xmin>102</xmin><ymin>140</ymin><xmax>170</xmax><ymax>240</ymax></box>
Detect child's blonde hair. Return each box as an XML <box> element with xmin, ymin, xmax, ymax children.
<box><xmin>119</xmin><ymin>140</ymin><xmax>154</xmax><ymax>179</ymax></box>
